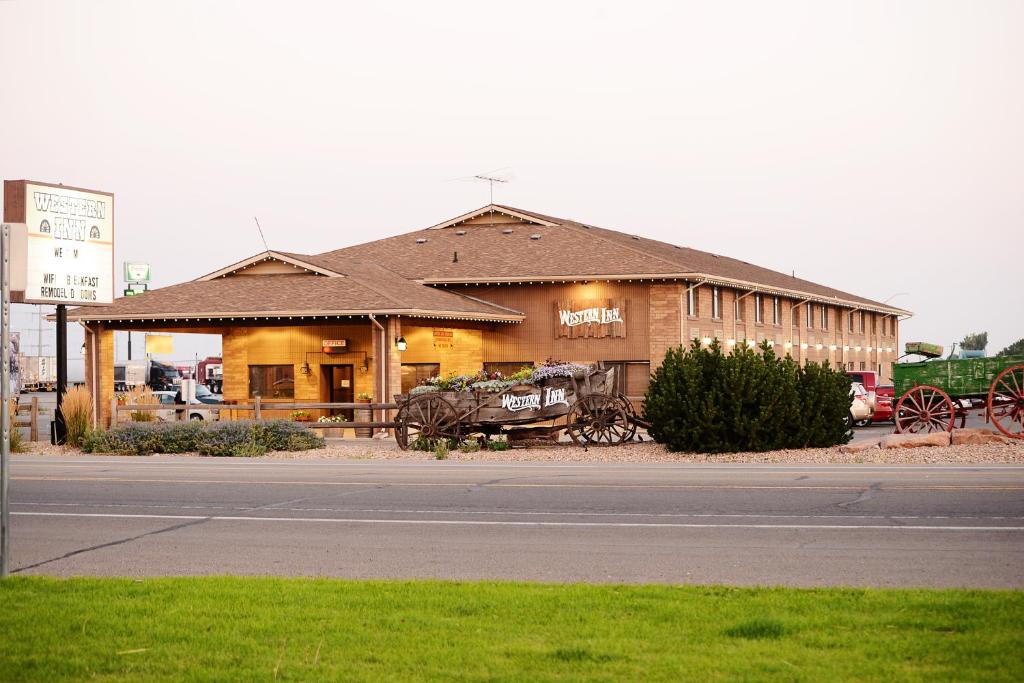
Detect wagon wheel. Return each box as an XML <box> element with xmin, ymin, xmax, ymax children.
<box><xmin>395</xmin><ymin>394</ymin><xmax>460</xmax><ymax>450</ymax></box>
<box><xmin>614</xmin><ymin>392</ymin><xmax>639</xmax><ymax>441</ymax></box>
<box><xmin>987</xmin><ymin>365</ymin><xmax>1024</xmax><ymax>439</ymax></box>
<box><xmin>894</xmin><ymin>385</ymin><xmax>955</xmax><ymax>434</ymax></box>
<box><xmin>566</xmin><ymin>394</ymin><xmax>630</xmax><ymax>446</ymax></box>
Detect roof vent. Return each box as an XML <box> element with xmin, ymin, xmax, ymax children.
<box><xmin>529</xmin><ymin>234</ymin><xmax>541</xmax><ymax>240</ymax></box>
<box><xmin>502</xmin><ymin>228</ymin><xmax>513</xmax><ymax>235</ymax></box>
<box><xmin>416</xmin><ymin>238</ymin><xmax>428</xmax><ymax>244</ymax></box>
<box><xmin>455</xmin><ymin>230</ymin><xmax>466</xmax><ymax>236</ymax></box>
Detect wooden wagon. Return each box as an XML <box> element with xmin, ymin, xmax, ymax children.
<box><xmin>393</xmin><ymin>365</ymin><xmax>645</xmax><ymax>449</ymax></box>
<box><xmin>893</xmin><ymin>346</ymin><xmax>1024</xmax><ymax>438</ymax></box>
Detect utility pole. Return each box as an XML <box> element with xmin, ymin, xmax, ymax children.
<box><xmin>2</xmin><ymin>223</ymin><xmax>12</xmax><ymax>577</ymax></box>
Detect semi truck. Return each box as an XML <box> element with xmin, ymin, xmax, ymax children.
<box><xmin>114</xmin><ymin>360</ymin><xmax>181</xmax><ymax>392</ymax></box>
<box><xmin>197</xmin><ymin>356</ymin><xmax>223</xmax><ymax>393</ymax></box>
<box><xmin>19</xmin><ymin>355</ymin><xmax>57</xmax><ymax>392</ymax></box>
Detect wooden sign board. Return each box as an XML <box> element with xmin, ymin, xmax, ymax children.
<box><xmin>554</xmin><ymin>299</ymin><xmax>626</xmax><ymax>339</ymax></box>
<box><xmin>322</xmin><ymin>339</ymin><xmax>348</xmax><ymax>353</ymax></box>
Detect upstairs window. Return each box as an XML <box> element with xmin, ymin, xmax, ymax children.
<box><xmin>821</xmin><ymin>305</ymin><xmax>828</xmax><ymax>330</ymax></box>
<box><xmin>711</xmin><ymin>286</ymin><xmax>721</xmax><ymax>319</ymax></box>
<box><xmin>772</xmin><ymin>297</ymin><xmax>780</xmax><ymax>325</ymax></box>
<box><xmin>806</xmin><ymin>303</ymin><xmax>814</xmax><ymax>329</ymax></box>
<box><xmin>686</xmin><ymin>285</ymin><xmax>697</xmax><ymax>317</ymax></box>
<box><xmin>754</xmin><ymin>294</ymin><xmax>763</xmax><ymax>323</ymax></box>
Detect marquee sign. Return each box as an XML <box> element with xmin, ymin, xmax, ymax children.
<box><xmin>3</xmin><ymin>180</ymin><xmax>114</xmax><ymax>306</ymax></box>
<box><xmin>554</xmin><ymin>298</ymin><xmax>626</xmax><ymax>339</ymax></box>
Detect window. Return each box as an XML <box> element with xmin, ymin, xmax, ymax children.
<box><xmin>806</xmin><ymin>303</ymin><xmax>814</xmax><ymax>329</ymax></box>
<box><xmin>754</xmin><ymin>294</ymin><xmax>763</xmax><ymax>323</ymax></box>
<box><xmin>859</xmin><ymin>311</ymin><xmax>866</xmax><ymax>333</ymax></box>
<box><xmin>401</xmin><ymin>363</ymin><xmax>441</xmax><ymax>394</ymax></box>
<box><xmin>821</xmin><ymin>305</ymin><xmax>828</xmax><ymax>330</ymax></box>
<box><xmin>772</xmin><ymin>297</ymin><xmax>780</xmax><ymax>325</ymax></box>
<box><xmin>871</xmin><ymin>313</ymin><xmax>877</xmax><ymax>335</ymax></box>
<box><xmin>848</xmin><ymin>310</ymin><xmax>854</xmax><ymax>332</ymax></box>
<box><xmin>248</xmin><ymin>365</ymin><xmax>294</xmax><ymax>399</ymax></box>
<box><xmin>734</xmin><ymin>295</ymin><xmax>742</xmax><ymax>321</ymax></box>
<box><xmin>711</xmin><ymin>286</ymin><xmax>720</xmax><ymax>319</ymax></box>
<box><xmin>686</xmin><ymin>285</ymin><xmax>697</xmax><ymax>317</ymax></box>
<box><xmin>604</xmin><ymin>361</ymin><xmax>651</xmax><ymax>398</ymax></box>
<box><xmin>483</xmin><ymin>362</ymin><xmax>533</xmax><ymax>377</ymax></box>
<box><xmin>859</xmin><ymin>361</ymin><xmax>866</xmax><ymax>371</ymax></box>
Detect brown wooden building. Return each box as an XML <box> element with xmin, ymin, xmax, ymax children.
<box><xmin>70</xmin><ymin>205</ymin><xmax>910</xmax><ymax>431</ymax></box>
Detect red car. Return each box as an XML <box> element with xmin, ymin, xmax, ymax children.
<box><xmin>873</xmin><ymin>384</ymin><xmax>895</xmax><ymax>423</ymax></box>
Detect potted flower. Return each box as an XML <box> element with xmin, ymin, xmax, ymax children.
<box><xmin>316</xmin><ymin>414</ymin><xmax>347</xmax><ymax>439</ymax></box>
<box><xmin>290</xmin><ymin>409</ymin><xmax>313</xmax><ymax>422</ymax></box>
<box><xmin>355</xmin><ymin>391</ymin><xmax>373</xmax><ymax>438</ymax></box>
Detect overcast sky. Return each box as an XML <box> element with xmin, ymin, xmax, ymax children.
<box><xmin>2</xmin><ymin>0</ymin><xmax>1021</xmax><ymax>376</ymax></box>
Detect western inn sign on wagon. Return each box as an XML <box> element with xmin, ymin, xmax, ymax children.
<box><xmin>59</xmin><ymin>204</ymin><xmax>909</xmax><ymax>434</ymax></box>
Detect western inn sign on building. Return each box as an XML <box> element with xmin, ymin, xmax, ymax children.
<box><xmin>62</xmin><ymin>204</ymin><xmax>910</xmax><ymax>433</ymax></box>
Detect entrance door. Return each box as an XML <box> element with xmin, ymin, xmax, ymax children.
<box><xmin>324</xmin><ymin>365</ymin><xmax>354</xmax><ymax>420</ymax></box>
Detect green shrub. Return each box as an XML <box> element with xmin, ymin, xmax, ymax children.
<box><xmin>80</xmin><ymin>420</ymin><xmax>324</xmax><ymax>456</ymax></box>
<box><xmin>433</xmin><ymin>440</ymin><xmax>449</xmax><ymax>460</ymax></box>
<box><xmin>486</xmin><ymin>439</ymin><xmax>510</xmax><ymax>452</ymax></box>
<box><xmin>643</xmin><ymin>340</ymin><xmax>853</xmax><ymax>453</ymax></box>
<box><xmin>458</xmin><ymin>440</ymin><xmax>480</xmax><ymax>453</ymax></box>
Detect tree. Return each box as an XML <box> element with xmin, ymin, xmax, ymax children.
<box><xmin>998</xmin><ymin>338</ymin><xmax>1024</xmax><ymax>357</ymax></box>
<box><xmin>960</xmin><ymin>331</ymin><xmax>988</xmax><ymax>351</ymax></box>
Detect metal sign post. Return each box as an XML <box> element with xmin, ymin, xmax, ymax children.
<box><xmin>2</xmin><ymin>223</ymin><xmax>12</xmax><ymax>577</ymax></box>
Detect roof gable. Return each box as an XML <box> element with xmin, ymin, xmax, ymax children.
<box><xmin>425</xmin><ymin>205</ymin><xmax>558</xmax><ymax>231</ymax></box>
<box><xmin>197</xmin><ymin>251</ymin><xmax>341</xmax><ymax>280</ymax></box>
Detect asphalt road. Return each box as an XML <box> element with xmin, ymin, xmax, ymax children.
<box><xmin>8</xmin><ymin>455</ymin><xmax>1024</xmax><ymax>587</ymax></box>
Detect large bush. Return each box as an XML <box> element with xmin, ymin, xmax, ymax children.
<box><xmin>82</xmin><ymin>420</ymin><xmax>324</xmax><ymax>456</ymax></box>
<box><xmin>643</xmin><ymin>341</ymin><xmax>853</xmax><ymax>453</ymax></box>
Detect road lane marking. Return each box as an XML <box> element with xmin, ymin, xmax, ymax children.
<box><xmin>11</xmin><ymin>476</ymin><xmax>1024</xmax><ymax>491</ymax></box>
<box><xmin>11</xmin><ymin>502</ymin><xmax>1024</xmax><ymax>521</ymax></box>
<box><xmin>13</xmin><ymin>511</ymin><xmax>1024</xmax><ymax>531</ymax></box>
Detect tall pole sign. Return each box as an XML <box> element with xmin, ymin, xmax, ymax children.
<box><xmin>2</xmin><ymin>180</ymin><xmax>114</xmax><ymax>445</ymax></box>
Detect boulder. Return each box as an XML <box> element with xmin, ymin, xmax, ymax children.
<box><xmin>880</xmin><ymin>432</ymin><xmax>951</xmax><ymax>449</ymax></box>
<box><xmin>839</xmin><ymin>440</ymin><xmax>880</xmax><ymax>454</ymax></box>
<box><xmin>951</xmin><ymin>428</ymin><xmax>1013</xmax><ymax>445</ymax></box>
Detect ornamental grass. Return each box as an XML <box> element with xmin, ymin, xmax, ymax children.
<box><xmin>60</xmin><ymin>385</ymin><xmax>93</xmax><ymax>448</ymax></box>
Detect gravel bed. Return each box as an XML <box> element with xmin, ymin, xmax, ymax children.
<box><xmin>20</xmin><ymin>438</ymin><xmax>1023</xmax><ymax>464</ymax></box>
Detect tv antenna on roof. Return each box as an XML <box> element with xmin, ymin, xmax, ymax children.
<box><xmin>449</xmin><ymin>167</ymin><xmax>514</xmax><ymax>204</ymax></box>
<box><xmin>253</xmin><ymin>216</ymin><xmax>270</xmax><ymax>252</ymax></box>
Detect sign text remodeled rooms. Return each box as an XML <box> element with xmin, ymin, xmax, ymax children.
<box><xmin>554</xmin><ymin>299</ymin><xmax>626</xmax><ymax>339</ymax></box>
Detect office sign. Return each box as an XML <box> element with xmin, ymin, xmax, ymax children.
<box><xmin>3</xmin><ymin>180</ymin><xmax>114</xmax><ymax>305</ymax></box>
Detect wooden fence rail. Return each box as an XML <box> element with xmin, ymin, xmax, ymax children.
<box><xmin>14</xmin><ymin>396</ymin><xmax>42</xmax><ymax>442</ymax></box>
<box><xmin>111</xmin><ymin>397</ymin><xmax>400</xmax><ymax>432</ymax></box>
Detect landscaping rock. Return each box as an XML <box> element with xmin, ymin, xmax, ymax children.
<box><xmin>951</xmin><ymin>428</ymin><xmax>1013</xmax><ymax>445</ymax></box>
<box><xmin>839</xmin><ymin>440</ymin><xmax>880</xmax><ymax>454</ymax></box>
<box><xmin>880</xmin><ymin>432</ymin><xmax>951</xmax><ymax>449</ymax></box>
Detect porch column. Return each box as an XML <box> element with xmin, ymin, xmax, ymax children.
<box><xmin>84</xmin><ymin>323</ymin><xmax>115</xmax><ymax>428</ymax></box>
<box><xmin>386</xmin><ymin>316</ymin><xmax>403</xmax><ymax>420</ymax></box>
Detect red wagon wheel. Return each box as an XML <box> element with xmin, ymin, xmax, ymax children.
<box><xmin>894</xmin><ymin>385</ymin><xmax>955</xmax><ymax>434</ymax></box>
<box><xmin>987</xmin><ymin>365</ymin><xmax>1024</xmax><ymax>439</ymax></box>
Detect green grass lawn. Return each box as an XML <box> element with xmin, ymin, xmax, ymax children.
<box><xmin>1</xmin><ymin>578</ymin><xmax>1021</xmax><ymax>682</ymax></box>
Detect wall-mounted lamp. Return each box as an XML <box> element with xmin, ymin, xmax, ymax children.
<box><xmin>300</xmin><ymin>362</ymin><xmax>311</xmax><ymax>375</ymax></box>
<box><xmin>395</xmin><ymin>336</ymin><xmax>407</xmax><ymax>352</ymax></box>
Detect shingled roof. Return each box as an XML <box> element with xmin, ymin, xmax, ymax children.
<box><xmin>68</xmin><ymin>203</ymin><xmax>909</xmax><ymax>323</ymax></box>
<box><xmin>311</xmin><ymin>204</ymin><xmax>910</xmax><ymax>315</ymax></box>
<box><xmin>66</xmin><ymin>263</ymin><xmax>524</xmax><ymax>323</ymax></box>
